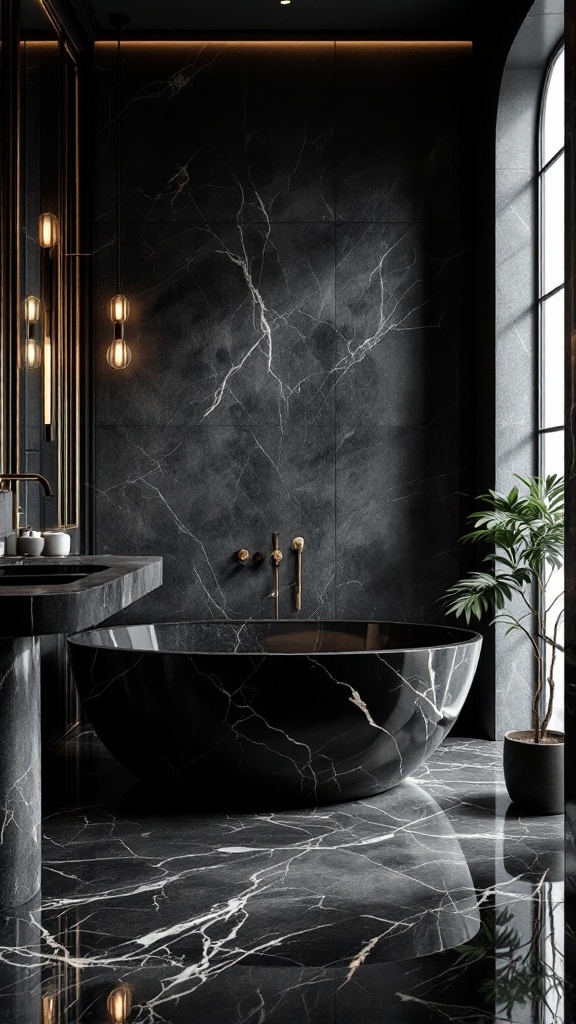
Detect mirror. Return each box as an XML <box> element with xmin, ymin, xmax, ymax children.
<box><xmin>0</xmin><ymin>0</ymin><xmax>81</xmax><ymax>534</ymax></box>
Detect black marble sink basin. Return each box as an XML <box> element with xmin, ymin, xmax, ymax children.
<box><xmin>0</xmin><ymin>573</ymin><xmax>89</xmax><ymax>585</ymax></box>
<box><xmin>0</xmin><ymin>564</ymin><xmax>109</xmax><ymax>586</ymax></box>
<box><xmin>0</xmin><ymin>563</ymin><xmax>107</xmax><ymax>576</ymax></box>
<box><xmin>0</xmin><ymin>555</ymin><xmax>163</xmax><ymax>637</ymax></box>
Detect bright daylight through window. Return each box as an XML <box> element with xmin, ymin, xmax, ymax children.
<box><xmin>539</xmin><ymin>43</ymin><xmax>564</xmax><ymax>730</ymax></box>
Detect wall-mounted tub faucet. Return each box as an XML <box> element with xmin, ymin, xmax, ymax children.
<box><xmin>292</xmin><ymin>536</ymin><xmax>304</xmax><ymax>612</ymax></box>
<box><xmin>271</xmin><ymin>533</ymin><xmax>283</xmax><ymax>620</ymax></box>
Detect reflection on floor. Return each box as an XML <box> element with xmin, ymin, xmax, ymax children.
<box><xmin>0</xmin><ymin>733</ymin><xmax>564</xmax><ymax>1023</ymax></box>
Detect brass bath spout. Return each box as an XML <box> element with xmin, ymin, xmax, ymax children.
<box><xmin>271</xmin><ymin>532</ymin><xmax>283</xmax><ymax>620</ymax></box>
<box><xmin>292</xmin><ymin>536</ymin><xmax>304</xmax><ymax>612</ymax></box>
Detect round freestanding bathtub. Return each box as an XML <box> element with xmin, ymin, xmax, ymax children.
<box><xmin>67</xmin><ymin>620</ymin><xmax>481</xmax><ymax>807</ymax></box>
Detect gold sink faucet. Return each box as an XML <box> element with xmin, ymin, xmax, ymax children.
<box><xmin>0</xmin><ymin>473</ymin><xmax>52</xmax><ymax>496</ymax></box>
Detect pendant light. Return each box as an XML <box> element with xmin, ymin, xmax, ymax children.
<box><xmin>23</xmin><ymin>294</ymin><xmax>41</xmax><ymax>369</ymax></box>
<box><xmin>38</xmin><ymin>211</ymin><xmax>59</xmax><ymax>440</ymax></box>
<box><xmin>107</xmin><ymin>12</ymin><xmax>132</xmax><ymax>370</ymax></box>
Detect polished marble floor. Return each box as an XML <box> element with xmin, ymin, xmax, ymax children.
<box><xmin>0</xmin><ymin>733</ymin><xmax>565</xmax><ymax>1023</ymax></box>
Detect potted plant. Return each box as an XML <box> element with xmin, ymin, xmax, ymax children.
<box><xmin>443</xmin><ymin>474</ymin><xmax>564</xmax><ymax>814</ymax></box>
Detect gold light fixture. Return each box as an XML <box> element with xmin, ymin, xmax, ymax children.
<box><xmin>109</xmin><ymin>293</ymin><xmax>130</xmax><ymax>324</ymax></box>
<box><xmin>107</xmin><ymin>982</ymin><xmax>134</xmax><ymax>1023</ymax></box>
<box><xmin>107</xmin><ymin>13</ymin><xmax>132</xmax><ymax>371</ymax></box>
<box><xmin>23</xmin><ymin>295</ymin><xmax>42</xmax><ymax>369</ymax></box>
<box><xmin>41</xmin><ymin>985</ymin><xmax>58</xmax><ymax>1024</ymax></box>
<box><xmin>107</xmin><ymin>334</ymin><xmax>132</xmax><ymax>369</ymax></box>
<box><xmin>43</xmin><ymin>317</ymin><xmax>52</xmax><ymax>429</ymax></box>
<box><xmin>38</xmin><ymin>212</ymin><xmax>58</xmax><ymax>249</ymax></box>
<box><xmin>38</xmin><ymin>214</ymin><xmax>59</xmax><ymax>439</ymax></box>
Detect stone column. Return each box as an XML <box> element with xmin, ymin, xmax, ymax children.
<box><xmin>0</xmin><ymin>637</ymin><xmax>41</xmax><ymax>909</ymax></box>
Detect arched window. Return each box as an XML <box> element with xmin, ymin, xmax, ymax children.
<box><xmin>539</xmin><ymin>42</ymin><xmax>564</xmax><ymax>729</ymax></box>
<box><xmin>539</xmin><ymin>44</ymin><xmax>564</xmax><ymax>475</ymax></box>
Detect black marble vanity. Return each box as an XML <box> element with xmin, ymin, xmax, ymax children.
<box><xmin>0</xmin><ymin>555</ymin><xmax>162</xmax><ymax>911</ymax></box>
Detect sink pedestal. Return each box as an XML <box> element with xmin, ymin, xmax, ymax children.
<box><xmin>0</xmin><ymin>638</ymin><xmax>41</xmax><ymax>908</ymax></box>
<box><xmin>0</xmin><ymin>554</ymin><xmax>163</xmax><ymax>911</ymax></box>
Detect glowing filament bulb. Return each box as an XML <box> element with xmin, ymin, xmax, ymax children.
<box><xmin>109</xmin><ymin>294</ymin><xmax>130</xmax><ymax>324</ymax></box>
<box><xmin>24</xmin><ymin>295</ymin><xmax>41</xmax><ymax>324</ymax></box>
<box><xmin>107</xmin><ymin>337</ymin><xmax>132</xmax><ymax>370</ymax></box>
<box><xmin>25</xmin><ymin>339</ymin><xmax>41</xmax><ymax>369</ymax></box>
<box><xmin>107</xmin><ymin>983</ymin><xmax>133</xmax><ymax>1023</ymax></box>
<box><xmin>23</xmin><ymin>296</ymin><xmax>42</xmax><ymax>368</ymax></box>
<box><xmin>38</xmin><ymin>212</ymin><xmax>59</xmax><ymax>248</ymax></box>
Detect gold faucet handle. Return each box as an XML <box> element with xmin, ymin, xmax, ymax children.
<box><xmin>236</xmin><ymin>549</ymin><xmax>250</xmax><ymax>563</ymax></box>
<box><xmin>292</xmin><ymin>537</ymin><xmax>304</xmax><ymax>612</ymax></box>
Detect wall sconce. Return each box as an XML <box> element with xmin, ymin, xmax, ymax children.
<box><xmin>107</xmin><ymin>292</ymin><xmax>132</xmax><ymax>369</ymax></box>
<box><xmin>38</xmin><ymin>213</ymin><xmax>59</xmax><ymax>440</ymax></box>
<box><xmin>107</xmin><ymin>13</ymin><xmax>132</xmax><ymax>371</ymax></box>
<box><xmin>38</xmin><ymin>212</ymin><xmax>58</xmax><ymax>249</ymax></box>
<box><xmin>109</xmin><ymin>293</ymin><xmax>130</xmax><ymax>324</ymax></box>
<box><xmin>107</xmin><ymin>982</ymin><xmax>133</xmax><ymax>1022</ymax></box>
<box><xmin>23</xmin><ymin>295</ymin><xmax>42</xmax><ymax>369</ymax></box>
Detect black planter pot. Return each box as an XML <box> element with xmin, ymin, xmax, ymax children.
<box><xmin>503</xmin><ymin>730</ymin><xmax>564</xmax><ymax>815</ymax></box>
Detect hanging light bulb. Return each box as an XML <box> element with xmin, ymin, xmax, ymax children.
<box><xmin>23</xmin><ymin>295</ymin><xmax>42</xmax><ymax>369</ymax></box>
<box><xmin>109</xmin><ymin>293</ymin><xmax>130</xmax><ymax>324</ymax></box>
<box><xmin>38</xmin><ymin>212</ymin><xmax>59</xmax><ymax>249</ymax></box>
<box><xmin>25</xmin><ymin>295</ymin><xmax>41</xmax><ymax>323</ymax></box>
<box><xmin>24</xmin><ymin>337</ymin><xmax>42</xmax><ymax>369</ymax></box>
<box><xmin>106</xmin><ymin>982</ymin><xmax>133</xmax><ymax>1022</ymax></box>
<box><xmin>107</xmin><ymin>326</ymin><xmax>132</xmax><ymax>370</ymax></box>
<box><xmin>107</xmin><ymin>295</ymin><xmax>131</xmax><ymax>368</ymax></box>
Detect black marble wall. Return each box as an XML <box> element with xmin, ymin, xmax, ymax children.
<box><xmin>93</xmin><ymin>42</ymin><xmax>473</xmax><ymax>626</ymax></box>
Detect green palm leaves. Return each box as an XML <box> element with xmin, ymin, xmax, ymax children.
<box><xmin>444</xmin><ymin>475</ymin><xmax>564</xmax><ymax>741</ymax></box>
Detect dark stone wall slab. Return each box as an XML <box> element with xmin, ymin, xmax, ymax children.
<box><xmin>93</xmin><ymin>42</ymin><xmax>473</xmax><ymax>630</ymax></box>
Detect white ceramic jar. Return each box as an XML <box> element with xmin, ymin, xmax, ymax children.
<box><xmin>17</xmin><ymin>536</ymin><xmax>45</xmax><ymax>556</ymax></box>
<box><xmin>41</xmin><ymin>531</ymin><xmax>71</xmax><ymax>557</ymax></box>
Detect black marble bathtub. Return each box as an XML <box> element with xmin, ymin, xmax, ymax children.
<box><xmin>67</xmin><ymin>620</ymin><xmax>481</xmax><ymax>807</ymax></box>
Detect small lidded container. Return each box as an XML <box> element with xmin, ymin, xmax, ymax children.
<box><xmin>41</xmin><ymin>531</ymin><xmax>71</xmax><ymax>557</ymax></box>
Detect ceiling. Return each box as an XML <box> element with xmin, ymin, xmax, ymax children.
<box><xmin>45</xmin><ymin>0</ymin><xmax>540</xmax><ymax>43</ymax></box>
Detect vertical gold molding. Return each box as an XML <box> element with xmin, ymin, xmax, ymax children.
<box><xmin>0</xmin><ymin>0</ymin><xmax>22</xmax><ymax>527</ymax></box>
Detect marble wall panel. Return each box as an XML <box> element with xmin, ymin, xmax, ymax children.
<box><xmin>334</xmin><ymin>222</ymin><xmax>465</xmax><ymax>428</ymax></box>
<box><xmin>95</xmin><ymin>42</ymin><xmax>335</xmax><ymax>226</ymax></box>
<box><xmin>94</xmin><ymin>43</ymin><xmax>473</xmax><ymax>653</ymax></box>
<box><xmin>96</xmin><ymin>424</ymin><xmax>335</xmax><ymax>622</ymax></box>
<box><xmin>335</xmin><ymin>426</ymin><xmax>461</xmax><ymax>622</ymax></box>
<box><xmin>96</xmin><ymin>221</ymin><xmax>336</xmax><ymax>429</ymax></box>
<box><xmin>334</xmin><ymin>43</ymin><xmax>471</xmax><ymax>224</ymax></box>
